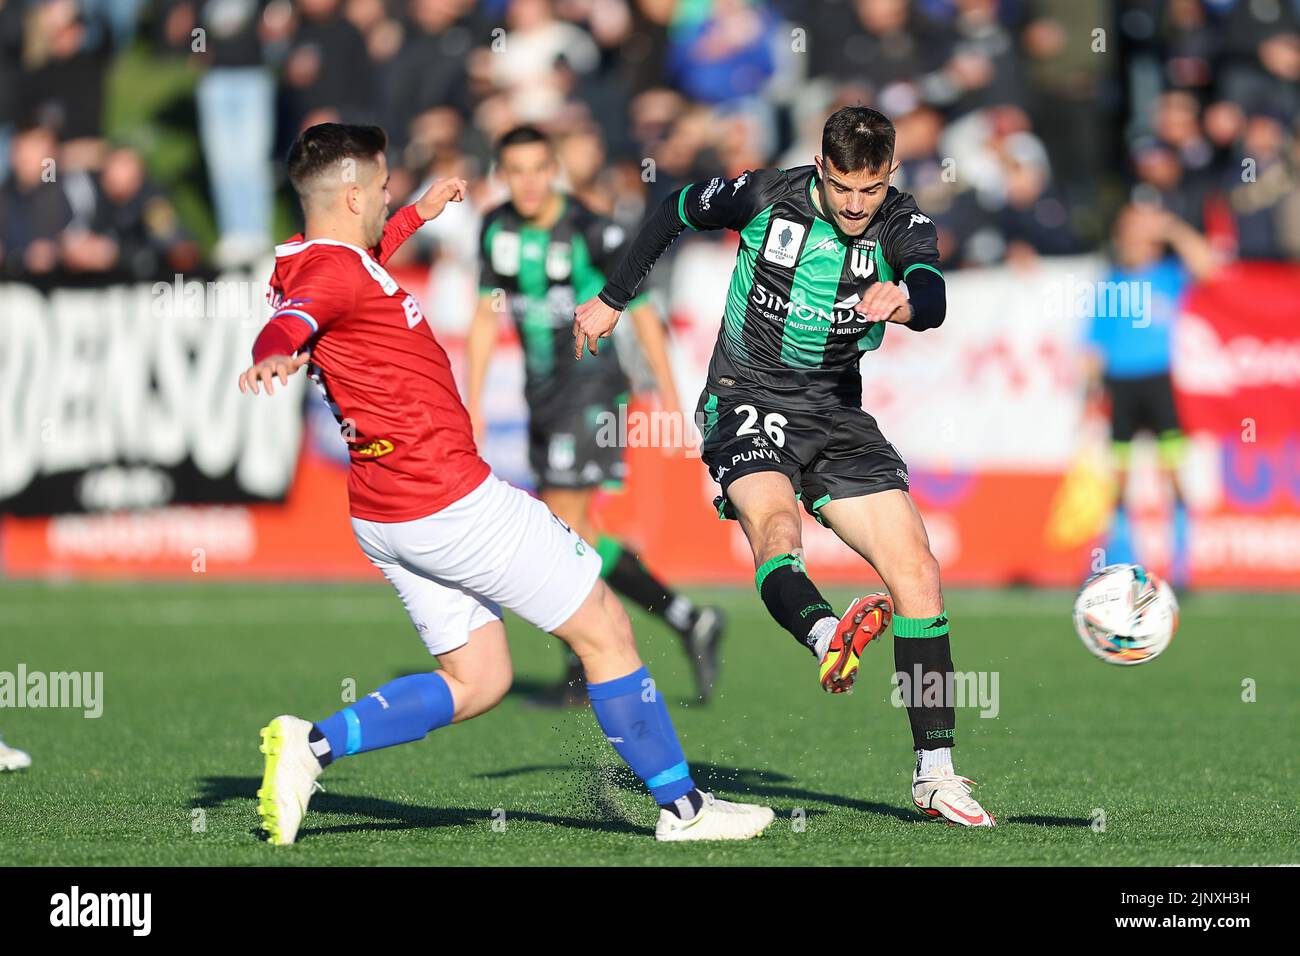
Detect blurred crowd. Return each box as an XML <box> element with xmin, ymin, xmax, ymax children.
<box><xmin>0</xmin><ymin>0</ymin><xmax>1297</xmax><ymax>283</ymax></box>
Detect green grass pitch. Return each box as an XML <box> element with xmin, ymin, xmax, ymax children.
<box><xmin>0</xmin><ymin>581</ymin><xmax>1296</xmax><ymax>866</ymax></box>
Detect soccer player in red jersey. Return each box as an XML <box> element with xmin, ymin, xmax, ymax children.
<box><xmin>239</xmin><ymin>123</ymin><xmax>772</xmax><ymax>845</ymax></box>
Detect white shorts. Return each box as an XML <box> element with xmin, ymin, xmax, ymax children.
<box><xmin>351</xmin><ymin>472</ymin><xmax>602</xmax><ymax>656</ymax></box>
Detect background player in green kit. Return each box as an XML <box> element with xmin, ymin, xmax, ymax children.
<box><xmin>467</xmin><ymin>126</ymin><xmax>725</xmax><ymax>707</ymax></box>
<box><xmin>573</xmin><ymin>107</ymin><xmax>995</xmax><ymax>827</ymax></box>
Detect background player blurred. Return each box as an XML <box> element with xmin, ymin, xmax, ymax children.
<box><xmin>574</xmin><ymin>106</ymin><xmax>994</xmax><ymax>827</ymax></box>
<box><xmin>1083</xmin><ymin>202</ymin><xmax>1222</xmax><ymax>589</ymax></box>
<box><xmin>467</xmin><ymin>125</ymin><xmax>725</xmax><ymax>706</ymax></box>
<box><xmin>239</xmin><ymin>123</ymin><xmax>772</xmax><ymax>845</ymax></box>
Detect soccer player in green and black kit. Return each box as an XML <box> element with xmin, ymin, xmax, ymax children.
<box><xmin>467</xmin><ymin>126</ymin><xmax>725</xmax><ymax>707</ymax></box>
<box><xmin>574</xmin><ymin>107</ymin><xmax>995</xmax><ymax>826</ymax></box>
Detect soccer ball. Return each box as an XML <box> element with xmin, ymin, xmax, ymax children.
<box><xmin>1072</xmin><ymin>564</ymin><xmax>1178</xmax><ymax>665</ymax></box>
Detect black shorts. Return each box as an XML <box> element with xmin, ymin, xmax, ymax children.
<box><xmin>1104</xmin><ymin>372</ymin><xmax>1181</xmax><ymax>443</ymax></box>
<box><xmin>696</xmin><ymin>386</ymin><xmax>910</xmax><ymax>525</ymax></box>
<box><xmin>528</xmin><ymin>391</ymin><xmax>628</xmax><ymax>490</ymax></box>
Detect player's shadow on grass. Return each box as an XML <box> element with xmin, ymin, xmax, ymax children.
<box><xmin>292</xmin><ymin>793</ymin><xmax>646</xmax><ymax>839</ymax></box>
<box><xmin>503</xmin><ymin>676</ymin><xmax>575</xmax><ymax>698</ymax></box>
<box><xmin>194</xmin><ymin>775</ymin><xmax>645</xmax><ymax>841</ymax></box>
<box><xmin>481</xmin><ymin>761</ymin><xmax>919</xmax><ymax>823</ymax></box>
<box><xmin>391</xmin><ymin>672</ymin><xmax>706</xmax><ymax>711</ymax></box>
<box><xmin>1001</xmin><ymin>814</ymin><xmax>1092</xmax><ymax>828</ymax></box>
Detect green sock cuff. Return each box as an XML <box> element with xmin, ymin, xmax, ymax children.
<box><xmin>595</xmin><ymin>536</ymin><xmax>624</xmax><ymax>578</ymax></box>
<box><xmin>754</xmin><ymin>552</ymin><xmax>805</xmax><ymax>594</ymax></box>
<box><xmin>893</xmin><ymin>611</ymin><xmax>950</xmax><ymax>638</ymax></box>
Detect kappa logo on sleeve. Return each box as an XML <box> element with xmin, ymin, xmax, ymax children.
<box><xmin>907</xmin><ymin>213</ymin><xmax>933</xmax><ymax>229</ymax></box>
<box><xmin>699</xmin><ymin>177</ymin><xmax>725</xmax><ymax>210</ymax></box>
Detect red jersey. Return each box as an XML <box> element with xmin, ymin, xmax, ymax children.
<box><xmin>256</xmin><ymin>204</ymin><xmax>489</xmax><ymax>522</ymax></box>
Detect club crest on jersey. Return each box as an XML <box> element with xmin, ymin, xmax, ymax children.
<box><xmin>490</xmin><ymin>231</ymin><xmax>521</xmax><ymax>276</ymax></box>
<box><xmin>849</xmin><ymin>246</ymin><xmax>875</xmax><ymax>279</ymax></box>
<box><xmin>762</xmin><ymin>218</ymin><xmax>805</xmax><ymax>268</ymax></box>
<box><xmin>354</xmin><ymin>438</ymin><xmax>395</xmax><ymax>458</ymax></box>
<box><xmin>545</xmin><ymin>243</ymin><xmax>571</xmax><ymax>280</ymax></box>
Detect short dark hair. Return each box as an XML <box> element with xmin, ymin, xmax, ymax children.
<box><xmin>287</xmin><ymin>123</ymin><xmax>387</xmax><ymax>196</ymax></box>
<box><xmin>495</xmin><ymin>124</ymin><xmax>551</xmax><ymax>158</ymax></box>
<box><xmin>821</xmin><ymin>106</ymin><xmax>896</xmax><ymax>174</ymax></box>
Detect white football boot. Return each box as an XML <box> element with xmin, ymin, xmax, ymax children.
<box><xmin>912</xmin><ymin>765</ymin><xmax>996</xmax><ymax>827</ymax></box>
<box><xmin>257</xmin><ymin>715</ymin><xmax>324</xmax><ymax>845</ymax></box>
<box><xmin>655</xmin><ymin>792</ymin><xmax>775</xmax><ymax>842</ymax></box>
<box><xmin>0</xmin><ymin>738</ymin><xmax>31</xmax><ymax>771</ymax></box>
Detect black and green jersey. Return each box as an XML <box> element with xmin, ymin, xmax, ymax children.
<box><xmin>675</xmin><ymin>166</ymin><xmax>943</xmax><ymax>408</ymax></box>
<box><xmin>478</xmin><ymin>196</ymin><xmax>640</xmax><ymax>414</ymax></box>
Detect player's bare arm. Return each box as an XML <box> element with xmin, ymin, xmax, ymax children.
<box><xmin>1159</xmin><ymin>208</ymin><xmax>1223</xmax><ymax>281</ymax></box>
<box><xmin>465</xmin><ymin>293</ymin><xmax>500</xmax><ymax>440</ymax></box>
<box><xmin>628</xmin><ymin>302</ymin><xmax>684</xmax><ymax>423</ymax></box>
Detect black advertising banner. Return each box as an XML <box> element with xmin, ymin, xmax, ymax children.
<box><xmin>0</xmin><ymin>276</ymin><xmax>302</xmax><ymax>516</ymax></box>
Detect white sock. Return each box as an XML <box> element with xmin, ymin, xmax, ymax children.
<box><xmin>916</xmin><ymin>747</ymin><xmax>952</xmax><ymax>775</ymax></box>
<box><xmin>665</xmin><ymin>596</ymin><xmax>695</xmax><ymax>632</ymax></box>
<box><xmin>810</xmin><ymin>616</ymin><xmax>838</xmax><ymax>659</ymax></box>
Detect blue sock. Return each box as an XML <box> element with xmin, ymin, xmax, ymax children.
<box><xmin>1106</xmin><ymin>505</ymin><xmax>1135</xmax><ymax>566</ymax></box>
<box><xmin>314</xmin><ymin>673</ymin><xmax>455</xmax><ymax>760</ymax></box>
<box><xmin>587</xmin><ymin>666</ymin><xmax>696</xmax><ymax>806</ymax></box>
<box><xmin>1171</xmin><ymin>500</ymin><xmax>1189</xmax><ymax>587</ymax></box>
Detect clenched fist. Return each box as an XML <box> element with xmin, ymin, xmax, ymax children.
<box><xmin>855</xmin><ymin>282</ymin><xmax>913</xmax><ymax>324</ymax></box>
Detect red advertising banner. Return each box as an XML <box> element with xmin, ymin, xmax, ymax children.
<box><xmin>1175</xmin><ymin>261</ymin><xmax>1300</xmax><ymax>437</ymax></box>
<box><xmin>1167</xmin><ymin>261</ymin><xmax>1300</xmax><ymax>588</ymax></box>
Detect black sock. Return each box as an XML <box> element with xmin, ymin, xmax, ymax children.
<box><xmin>756</xmin><ymin>553</ymin><xmax>835</xmax><ymax>654</ymax></box>
<box><xmin>600</xmin><ymin>538</ymin><xmax>695</xmax><ymax>633</ymax></box>
<box><xmin>659</xmin><ymin>787</ymin><xmax>705</xmax><ymax>820</ymax></box>
<box><xmin>307</xmin><ymin>725</ymin><xmax>333</xmax><ymax>768</ymax></box>
<box><xmin>892</xmin><ymin>613</ymin><xmax>956</xmax><ymax>749</ymax></box>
